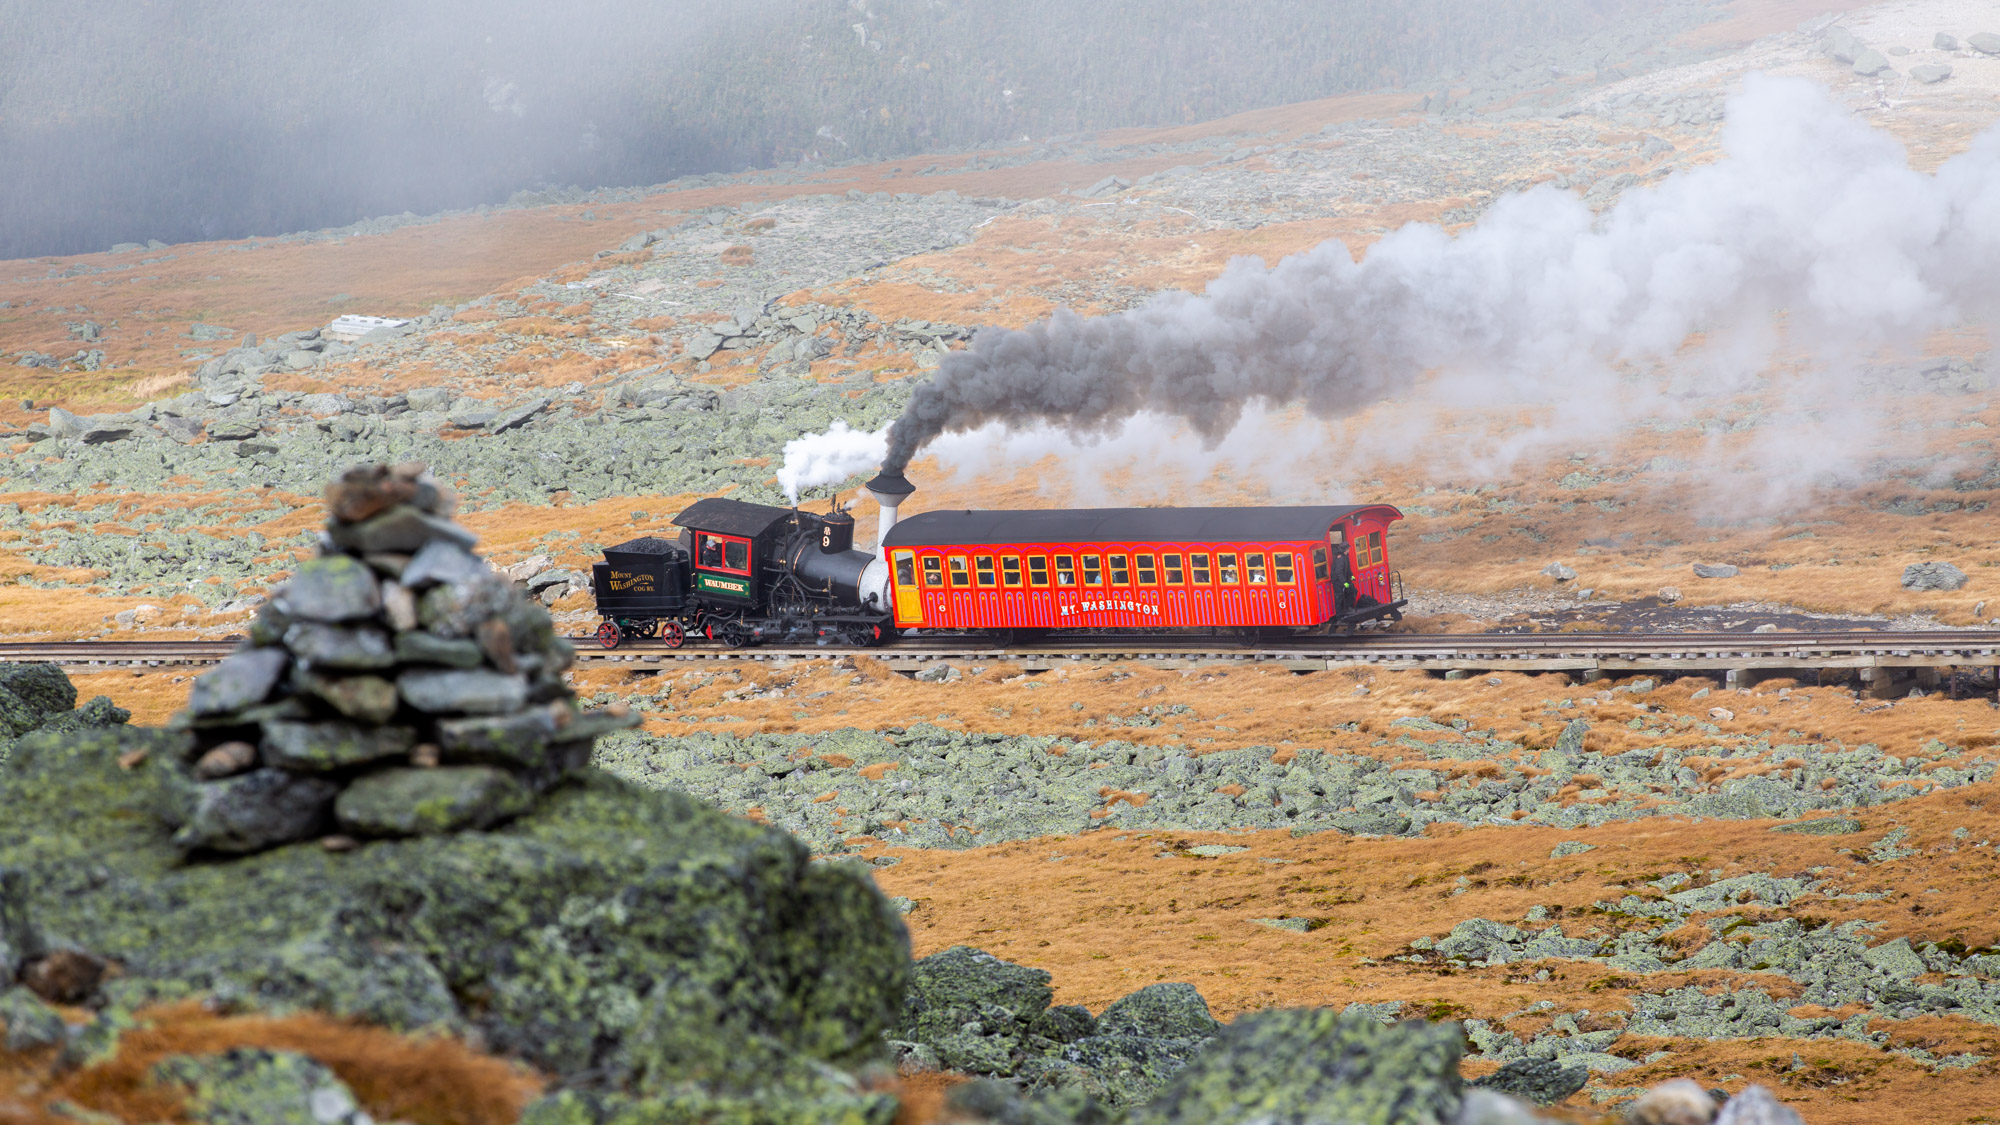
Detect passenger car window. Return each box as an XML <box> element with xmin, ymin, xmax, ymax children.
<box><xmin>1163</xmin><ymin>554</ymin><xmax>1185</xmax><ymax>584</ymax></box>
<box><xmin>1082</xmin><ymin>555</ymin><xmax>1103</xmax><ymax>586</ymax></box>
<box><xmin>1369</xmin><ymin>532</ymin><xmax>1384</xmax><ymax>566</ymax></box>
<box><xmin>1054</xmin><ymin>555</ymin><xmax>1076</xmax><ymax>586</ymax></box>
<box><xmin>1002</xmin><ymin>556</ymin><xmax>1023</xmax><ymax>587</ymax></box>
<box><xmin>894</xmin><ymin>550</ymin><xmax>916</xmax><ymax>586</ymax></box>
<box><xmin>922</xmin><ymin>556</ymin><xmax>943</xmax><ymax>588</ymax></box>
<box><xmin>1312</xmin><ymin>547</ymin><xmax>1329</xmax><ymax>581</ymax></box>
<box><xmin>1246</xmin><ymin>552</ymin><xmax>1267</xmax><ymax>584</ymax></box>
<box><xmin>1108</xmin><ymin>554</ymin><xmax>1129</xmax><ymax>585</ymax></box>
<box><xmin>1218</xmin><ymin>553</ymin><xmax>1240</xmax><ymax>584</ymax></box>
<box><xmin>1135</xmin><ymin>555</ymin><xmax>1157</xmax><ymax>584</ymax></box>
<box><xmin>1190</xmin><ymin>554</ymin><xmax>1211</xmax><ymax>584</ymax></box>
<box><xmin>1275</xmin><ymin>552</ymin><xmax>1295</xmax><ymax>584</ymax></box>
<box><xmin>1029</xmin><ymin>556</ymin><xmax>1050</xmax><ymax>587</ymax></box>
<box><xmin>949</xmin><ymin>557</ymin><xmax>971</xmax><ymax>587</ymax></box>
<box><xmin>975</xmin><ymin>556</ymin><xmax>997</xmax><ymax>587</ymax></box>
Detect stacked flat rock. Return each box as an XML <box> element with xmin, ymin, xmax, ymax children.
<box><xmin>170</xmin><ymin>462</ymin><xmax>636</xmax><ymax>854</ymax></box>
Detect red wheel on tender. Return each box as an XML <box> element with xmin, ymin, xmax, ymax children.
<box><xmin>596</xmin><ymin>621</ymin><xmax>621</xmax><ymax>649</ymax></box>
<box><xmin>660</xmin><ymin>620</ymin><xmax>685</xmax><ymax>649</ymax></box>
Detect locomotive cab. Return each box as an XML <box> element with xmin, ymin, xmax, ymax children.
<box><xmin>667</xmin><ymin>497</ymin><xmax>894</xmax><ymax>647</ymax></box>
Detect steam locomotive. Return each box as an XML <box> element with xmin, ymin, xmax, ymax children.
<box><xmin>589</xmin><ymin>470</ymin><xmax>1405</xmax><ymax>648</ymax></box>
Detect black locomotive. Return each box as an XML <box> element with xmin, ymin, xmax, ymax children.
<box><xmin>591</xmin><ymin>497</ymin><xmax>893</xmax><ymax>648</ymax></box>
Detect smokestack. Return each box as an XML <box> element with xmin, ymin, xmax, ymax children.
<box><xmin>864</xmin><ymin>467</ymin><xmax>915</xmax><ymax>544</ymax></box>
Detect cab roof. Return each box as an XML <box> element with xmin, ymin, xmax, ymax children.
<box><xmin>672</xmin><ymin>497</ymin><xmax>797</xmax><ymax>540</ymax></box>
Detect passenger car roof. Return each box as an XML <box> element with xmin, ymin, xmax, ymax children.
<box><xmin>882</xmin><ymin>505</ymin><xmax>1401</xmax><ymax>548</ymax></box>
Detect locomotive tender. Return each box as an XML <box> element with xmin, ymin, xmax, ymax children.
<box><xmin>590</xmin><ymin>469</ymin><xmax>1405</xmax><ymax>648</ymax></box>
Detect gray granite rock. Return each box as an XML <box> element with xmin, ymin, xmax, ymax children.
<box><xmin>262</xmin><ymin>720</ymin><xmax>417</xmax><ymax>771</ymax></box>
<box><xmin>153</xmin><ymin>1047</ymin><xmax>368</xmax><ymax>1125</ymax></box>
<box><xmin>283</xmin><ymin>623</ymin><xmax>396</xmax><ymax>671</ymax></box>
<box><xmin>0</xmin><ymin>986</ymin><xmax>66</xmax><ymax>1051</ymax></box>
<box><xmin>399</xmin><ymin>540</ymin><xmax>488</xmax><ymax>588</ymax></box>
<box><xmin>1712</xmin><ymin>1085</ymin><xmax>1803</xmax><ymax>1125</ymax></box>
<box><xmin>435</xmin><ymin>709</ymin><xmax>558</xmax><ymax>769</ymax></box>
<box><xmin>1902</xmin><ymin>561</ymin><xmax>1967</xmax><ymax>591</ymax></box>
<box><xmin>1471</xmin><ymin>1057</ymin><xmax>1586</xmax><ymax>1106</ymax></box>
<box><xmin>1096</xmin><ymin>983</ymin><xmax>1222</xmax><ymax>1040</ymax></box>
<box><xmin>393</xmin><ymin>631</ymin><xmax>485</xmax><ymax>668</ymax></box>
<box><xmin>1851</xmin><ymin>47</ymin><xmax>1892</xmax><ymax>75</ymax></box>
<box><xmin>278</xmin><ymin>555</ymin><xmax>383</xmax><ymax>622</ymax></box>
<box><xmin>329</xmin><ymin>506</ymin><xmax>477</xmax><ymax>555</ymax></box>
<box><xmin>172</xmin><ymin>769</ymin><xmax>340</xmax><ymax>853</ymax></box>
<box><xmin>1126</xmin><ymin>1007</ymin><xmax>1461</xmax><ymax>1125</ymax></box>
<box><xmin>295</xmin><ymin>672</ymin><xmax>401</xmax><ymax>724</ymax></box>
<box><xmin>188</xmin><ymin>648</ymin><xmax>290</xmax><ymax>717</ymax></box>
<box><xmin>334</xmin><ymin>766</ymin><xmax>533</xmax><ymax>836</ymax></box>
<box><xmin>398</xmin><ymin>668</ymin><xmax>528</xmax><ymax>715</ymax></box>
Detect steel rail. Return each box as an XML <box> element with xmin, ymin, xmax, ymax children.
<box><xmin>7</xmin><ymin>631</ymin><xmax>2000</xmax><ymax>677</ymax></box>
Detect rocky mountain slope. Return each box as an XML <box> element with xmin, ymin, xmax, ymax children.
<box><xmin>6</xmin><ymin>0</ymin><xmax>2000</xmax><ymax>1120</ymax></box>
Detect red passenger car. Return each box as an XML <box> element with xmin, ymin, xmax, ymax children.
<box><xmin>878</xmin><ymin>505</ymin><xmax>1405</xmax><ymax>635</ymax></box>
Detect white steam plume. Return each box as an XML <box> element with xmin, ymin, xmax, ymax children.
<box><xmin>777</xmin><ymin>420</ymin><xmax>888</xmax><ymax>502</ymax></box>
<box><xmin>868</xmin><ymin>75</ymin><xmax>2000</xmax><ymax>478</ymax></box>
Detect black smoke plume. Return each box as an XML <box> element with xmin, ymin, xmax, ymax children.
<box><xmin>877</xmin><ymin>76</ymin><xmax>2000</xmax><ymax>475</ymax></box>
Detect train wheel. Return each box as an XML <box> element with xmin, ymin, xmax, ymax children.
<box><xmin>595</xmin><ymin>622</ymin><xmax>621</xmax><ymax>650</ymax></box>
<box><xmin>660</xmin><ymin>620</ymin><xmax>685</xmax><ymax>649</ymax></box>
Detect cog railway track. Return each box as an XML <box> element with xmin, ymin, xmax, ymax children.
<box><xmin>9</xmin><ymin>632</ymin><xmax>2000</xmax><ymax>686</ymax></box>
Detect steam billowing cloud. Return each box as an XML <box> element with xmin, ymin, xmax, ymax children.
<box><xmin>866</xmin><ymin>76</ymin><xmax>2000</xmax><ymax>481</ymax></box>
<box><xmin>778</xmin><ymin>421</ymin><xmax>888</xmax><ymax>502</ymax></box>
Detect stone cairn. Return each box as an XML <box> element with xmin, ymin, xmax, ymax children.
<box><xmin>170</xmin><ymin>462</ymin><xmax>635</xmax><ymax>854</ymax></box>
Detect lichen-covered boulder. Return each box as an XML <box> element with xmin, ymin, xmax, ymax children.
<box><xmin>0</xmin><ymin>985</ymin><xmax>66</xmax><ymax>1051</ymax></box>
<box><xmin>1095</xmin><ymin>983</ymin><xmax>1221</xmax><ymax>1040</ymax></box>
<box><xmin>1471</xmin><ymin>1056</ymin><xmax>1587</xmax><ymax>1106</ymax></box>
<box><xmin>1124</xmin><ymin>1007</ymin><xmax>1463</xmax><ymax>1125</ymax></box>
<box><xmin>938</xmin><ymin>1078</ymin><xmax>1114</xmax><ymax>1125</ymax></box>
<box><xmin>885</xmin><ymin>945</ymin><xmax>1224</xmax><ymax>1109</ymax></box>
<box><xmin>0</xmin><ymin>727</ymin><xmax>911</xmax><ymax>1118</ymax></box>
<box><xmin>893</xmin><ymin>945</ymin><xmax>1056</xmax><ymax>1074</ymax></box>
<box><xmin>1901</xmin><ymin>561</ymin><xmax>1968</xmax><ymax>592</ymax></box>
<box><xmin>1025</xmin><ymin>1031</ymin><xmax>1213</xmax><ymax>1108</ymax></box>
<box><xmin>0</xmin><ymin>663</ymin><xmax>78</xmax><ymax>736</ymax></box>
<box><xmin>152</xmin><ymin>1047</ymin><xmax>369</xmax><ymax>1125</ymax></box>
